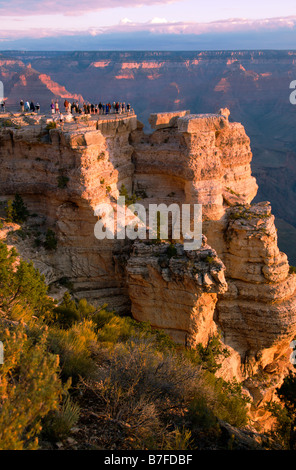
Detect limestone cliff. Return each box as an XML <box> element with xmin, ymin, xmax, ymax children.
<box><xmin>1</xmin><ymin>108</ymin><xmax>296</xmax><ymax>426</ymax></box>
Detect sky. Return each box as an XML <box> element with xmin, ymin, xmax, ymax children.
<box><xmin>0</xmin><ymin>0</ymin><xmax>296</xmax><ymax>50</ymax></box>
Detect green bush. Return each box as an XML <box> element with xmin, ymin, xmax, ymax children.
<box><xmin>0</xmin><ymin>241</ymin><xmax>52</xmax><ymax>317</ymax></box>
<box><xmin>119</xmin><ymin>184</ymin><xmax>138</xmax><ymax>206</ymax></box>
<box><xmin>53</xmin><ymin>306</ymin><xmax>80</xmax><ymax>329</ymax></box>
<box><xmin>5</xmin><ymin>194</ymin><xmax>29</xmax><ymax>224</ymax></box>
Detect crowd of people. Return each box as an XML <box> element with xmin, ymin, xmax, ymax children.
<box><xmin>51</xmin><ymin>99</ymin><xmax>132</xmax><ymax>116</ymax></box>
<box><xmin>1</xmin><ymin>98</ymin><xmax>133</xmax><ymax>117</ymax></box>
<box><xmin>19</xmin><ymin>100</ymin><xmax>41</xmax><ymax>113</ymax></box>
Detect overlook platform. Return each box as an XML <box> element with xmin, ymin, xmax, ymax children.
<box><xmin>0</xmin><ymin>109</ymin><xmax>138</xmax><ymax>136</ymax></box>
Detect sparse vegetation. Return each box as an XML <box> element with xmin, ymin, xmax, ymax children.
<box><xmin>228</xmin><ymin>205</ymin><xmax>270</xmax><ymax>222</ymax></box>
<box><xmin>97</xmin><ymin>151</ymin><xmax>105</xmax><ymax>160</ymax></box>
<box><xmin>266</xmin><ymin>370</ymin><xmax>296</xmax><ymax>449</ymax></box>
<box><xmin>5</xmin><ymin>194</ymin><xmax>29</xmax><ymax>224</ymax></box>
<box><xmin>166</xmin><ymin>242</ymin><xmax>177</xmax><ymax>258</ymax></box>
<box><xmin>0</xmin><ymin>239</ymin><xmax>269</xmax><ymax>450</ymax></box>
<box><xmin>46</xmin><ymin>121</ymin><xmax>57</xmax><ymax>130</ymax></box>
<box><xmin>44</xmin><ymin>229</ymin><xmax>58</xmax><ymax>251</ymax></box>
<box><xmin>226</xmin><ymin>187</ymin><xmax>241</xmax><ymax>197</ymax></box>
<box><xmin>119</xmin><ymin>184</ymin><xmax>139</xmax><ymax>205</ymax></box>
<box><xmin>0</xmin><ymin>119</ymin><xmax>14</xmax><ymax>128</ymax></box>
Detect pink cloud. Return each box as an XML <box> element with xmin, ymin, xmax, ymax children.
<box><xmin>0</xmin><ymin>16</ymin><xmax>295</xmax><ymax>40</ymax></box>
<box><xmin>0</xmin><ymin>0</ymin><xmax>177</xmax><ymax>16</ymax></box>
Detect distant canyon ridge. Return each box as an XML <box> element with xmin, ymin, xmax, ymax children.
<box><xmin>1</xmin><ymin>50</ymin><xmax>296</xmax><ymax>263</ymax></box>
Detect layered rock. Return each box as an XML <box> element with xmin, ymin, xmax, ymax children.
<box><xmin>129</xmin><ymin>109</ymin><xmax>296</xmax><ymax>419</ymax></box>
<box><xmin>126</xmin><ymin>237</ymin><xmax>227</xmax><ymax>347</ymax></box>
<box><xmin>0</xmin><ymin>114</ymin><xmax>137</xmax><ymax>312</ymax></box>
<box><xmin>217</xmin><ymin>202</ymin><xmax>296</xmax><ymax>370</ymax></box>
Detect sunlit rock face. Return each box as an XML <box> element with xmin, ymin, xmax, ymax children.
<box><xmin>1</xmin><ymin>108</ymin><xmax>296</xmax><ymax>426</ymax></box>
<box><xmin>126</xmin><ymin>237</ymin><xmax>227</xmax><ymax>348</ymax></box>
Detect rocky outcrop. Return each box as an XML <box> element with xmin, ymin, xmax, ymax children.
<box><xmin>217</xmin><ymin>202</ymin><xmax>296</xmax><ymax>368</ymax></box>
<box><xmin>126</xmin><ymin>237</ymin><xmax>227</xmax><ymax>347</ymax></box>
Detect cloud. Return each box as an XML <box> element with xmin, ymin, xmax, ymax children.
<box><xmin>105</xmin><ymin>15</ymin><xmax>296</xmax><ymax>34</ymax></box>
<box><xmin>149</xmin><ymin>18</ymin><xmax>169</xmax><ymax>24</ymax></box>
<box><xmin>1</xmin><ymin>15</ymin><xmax>295</xmax><ymax>41</ymax></box>
<box><xmin>120</xmin><ymin>18</ymin><xmax>133</xmax><ymax>25</ymax></box>
<box><xmin>0</xmin><ymin>0</ymin><xmax>178</xmax><ymax>16</ymax></box>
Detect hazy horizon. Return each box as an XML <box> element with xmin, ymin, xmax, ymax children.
<box><xmin>0</xmin><ymin>0</ymin><xmax>296</xmax><ymax>50</ymax></box>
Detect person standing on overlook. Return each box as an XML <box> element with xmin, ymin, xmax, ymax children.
<box><xmin>20</xmin><ymin>100</ymin><xmax>24</xmax><ymax>113</ymax></box>
<box><xmin>59</xmin><ymin>112</ymin><xmax>64</xmax><ymax>130</ymax></box>
<box><xmin>64</xmin><ymin>99</ymin><xmax>69</xmax><ymax>113</ymax></box>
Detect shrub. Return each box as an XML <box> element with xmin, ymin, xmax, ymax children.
<box><xmin>0</xmin><ymin>324</ymin><xmax>64</xmax><ymax>450</ymax></box>
<box><xmin>191</xmin><ymin>335</ymin><xmax>230</xmax><ymax>373</ymax></box>
<box><xmin>0</xmin><ymin>241</ymin><xmax>52</xmax><ymax>317</ymax></box>
<box><xmin>119</xmin><ymin>184</ymin><xmax>138</xmax><ymax>206</ymax></box>
<box><xmin>53</xmin><ymin>306</ymin><xmax>80</xmax><ymax>329</ymax></box>
<box><xmin>166</xmin><ymin>243</ymin><xmax>177</xmax><ymax>258</ymax></box>
<box><xmin>97</xmin><ymin>316</ymin><xmax>137</xmax><ymax>344</ymax></box>
<box><xmin>1</xmin><ymin>119</ymin><xmax>14</xmax><ymax>128</ymax></box>
<box><xmin>44</xmin><ymin>229</ymin><xmax>58</xmax><ymax>251</ymax></box>
<box><xmin>97</xmin><ymin>151</ymin><xmax>105</xmax><ymax>160</ymax></box>
<box><xmin>42</xmin><ymin>395</ymin><xmax>80</xmax><ymax>441</ymax></box>
<box><xmin>265</xmin><ymin>401</ymin><xmax>292</xmax><ymax>448</ymax></box>
<box><xmin>46</xmin><ymin>121</ymin><xmax>57</xmax><ymax>130</ymax></box>
<box><xmin>267</xmin><ymin>371</ymin><xmax>296</xmax><ymax>449</ymax></box>
<box><xmin>48</xmin><ymin>320</ymin><xmax>98</xmax><ymax>381</ymax></box>
<box><xmin>188</xmin><ymin>395</ymin><xmax>219</xmax><ymax>433</ymax></box>
<box><xmin>204</xmin><ymin>374</ymin><xmax>250</xmax><ymax>427</ymax></box>
<box><xmin>5</xmin><ymin>194</ymin><xmax>29</xmax><ymax>224</ymax></box>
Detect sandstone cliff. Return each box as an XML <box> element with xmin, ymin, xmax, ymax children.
<box><xmin>0</xmin><ymin>108</ymin><xmax>296</xmax><ymax>427</ymax></box>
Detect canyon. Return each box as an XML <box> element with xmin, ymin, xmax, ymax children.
<box><xmin>1</xmin><ymin>50</ymin><xmax>296</xmax><ymax>265</ymax></box>
<box><xmin>0</xmin><ymin>107</ymin><xmax>296</xmax><ymax>427</ymax></box>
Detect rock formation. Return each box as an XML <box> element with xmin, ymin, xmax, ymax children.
<box><xmin>1</xmin><ymin>108</ymin><xmax>296</xmax><ymax>426</ymax></box>
<box><xmin>126</xmin><ymin>237</ymin><xmax>227</xmax><ymax>347</ymax></box>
